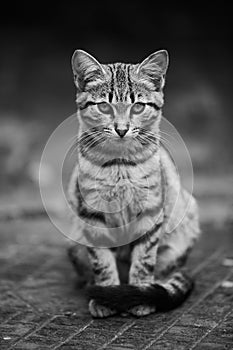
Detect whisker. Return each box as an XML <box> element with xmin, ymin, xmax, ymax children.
<box><xmin>66</xmin><ymin>134</ymin><xmax>79</xmax><ymax>146</ymax></box>
<box><xmin>68</xmin><ymin>142</ymin><xmax>79</xmax><ymax>159</ymax></box>
<box><xmin>160</xmin><ymin>130</ymin><xmax>177</xmax><ymax>142</ymax></box>
<box><xmin>83</xmin><ymin>135</ymin><xmax>106</xmax><ymax>153</ymax></box>
<box><xmin>159</xmin><ymin>136</ymin><xmax>174</xmax><ymax>150</ymax></box>
<box><xmin>67</xmin><ymin>128</ymin><xmax>105</xmax><ymax>158</ymax></box>
<box><xmin>138</xmin><ymin>128</ymin><xmax>175</xmax><ymax>150</ymax></box>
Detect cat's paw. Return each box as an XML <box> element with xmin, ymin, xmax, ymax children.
<box><xmin>128</xmin><ymin>305</ymin><xmax>156</xmax><ymax>317</ymax></box>
<box><xmin>88</xmin><ymin>299</ymin><xmax>117</xmax><ymax>318</ymax></box>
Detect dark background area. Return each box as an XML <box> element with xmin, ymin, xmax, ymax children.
<box><xmin>0</xmin><ymin>2</ymin><xmax>232</xmax><ymax>223</ymax></box>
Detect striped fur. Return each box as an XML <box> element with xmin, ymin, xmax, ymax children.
<box><xmin>68</xmin><ymin>50</ymin><xmax>200</xmax><ymax>317</ymax></box>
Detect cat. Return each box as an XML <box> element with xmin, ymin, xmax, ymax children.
<box><xmin>67</xmin><ymin>49</ymin><xmax>200</xmax><ymax>318</ymax></box>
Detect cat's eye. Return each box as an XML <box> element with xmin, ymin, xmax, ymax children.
<box><xmin>131</xmin><ymin>102</ymin><xmax>145</xmax><ymax>114</ymax></box>
<box><xmin>97</xmin><ymin>102</ymin><xmax>112</xmax><ymax>114</ymax></box>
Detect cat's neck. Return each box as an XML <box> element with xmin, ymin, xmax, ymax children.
<box><xmin>78</xmin><ymin>143</ymin><xmax>162</xmax><ymax>171</ymax></box>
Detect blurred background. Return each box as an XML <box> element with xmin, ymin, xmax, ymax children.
<box><xmin>0</xmin><ymin>1</ymin><xmax>232</xmax><ymax>225</ymax></box>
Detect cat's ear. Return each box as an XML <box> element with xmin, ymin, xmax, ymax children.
<box><xmin>71</xmin><ymin>50</ymin><xmax>107</xmax><ymax>91</ymax></box>
<box><xmin>137</xmin><ymin>50</ymin><xmax>169</xmax><ymax>89</ymax></box>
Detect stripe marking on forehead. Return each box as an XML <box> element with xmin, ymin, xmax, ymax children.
<box><xmin>107</xmin><ymin>65</ymin><xmax>115</xmax><ymax>102</ymax></box>
<box><xmin>110</xmin><ymin>63</ymin><xmax>128</xmax><ymax>102</ymax></box>
<box><xmin>127</xmin><ymin>65</ymin><xmax>135</xmax><ymax>103</ymax></box>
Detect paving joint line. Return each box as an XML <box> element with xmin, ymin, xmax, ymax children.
<box><xmin>0</xmin><ymin>311</ymin><xmax>21</xmax><ymax>325</ymax></box>
<box><xmin>142</xmin><ymin>269</ymin><xmax>233</xmax><ymax>350</ymax></box>
<box><xmin>98</xmin><ymin>321</ymin><xmax>136</xmax><ymax>350</ymax></box>
<box><xmin>188</xmin><ymin>308</ymin><xmax>233</xmax><ymax>350</ymax></box>
<box><xmin>192</xmin><ymin>247</ymin><xmax>224</xmax><ymax>276</ymax></box>
<box><xmin>50</xmin><ymin>320</ymin><xmax>94</xmax><ymax>350</ymax></box>
<box><xmin>8</xmin><ymin>290</ymin><xmax>41</xmax><ymax>314</ymax></box>
<box><xmin>8</xmin><ymin>315</ymin><xmax>59</xmax><ymax>349</ymax></box>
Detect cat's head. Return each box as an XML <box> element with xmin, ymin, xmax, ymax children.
<box><xmin>71</xmin><ymin>49</ymin><xmax>169</xmax><ymax>157</ymax></box>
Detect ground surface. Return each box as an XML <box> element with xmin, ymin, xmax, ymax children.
<box><xmin>0</xmin><ymin>216</ymin><xmax>233</xmax><ymax>350</ymax></box>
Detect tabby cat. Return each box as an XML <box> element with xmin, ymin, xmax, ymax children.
<box><xmin>68</xmin><ymin>49</ymin><xmax>200</xmax><ymax>317</ymax></box>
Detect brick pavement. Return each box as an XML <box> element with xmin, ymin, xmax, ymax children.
<box><xmin>0</xmin><ymin>219</ymin><xmax>233</xmax><ymax>350</ymax></box>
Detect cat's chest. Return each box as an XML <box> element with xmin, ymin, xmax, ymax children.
<box><xmin>102</xmin><ymin>168</ymin><xmax>145</xmax><ymax>204</ymax></box>
<box><xmin>86</xmin><ymin>165</ymin><xmax>156</xmax><ymax>215</ymax></box>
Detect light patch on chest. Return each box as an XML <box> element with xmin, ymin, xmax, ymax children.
<box><xmin>82</xmin><ymin>165</ymin><xmax>149</xmax><ymax>224</ymax></box>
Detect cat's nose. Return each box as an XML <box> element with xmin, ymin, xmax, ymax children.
<box><xmin>114</xmin><ymin>124</ymin><xmax>129</xmax><ymax>138</ymax></box>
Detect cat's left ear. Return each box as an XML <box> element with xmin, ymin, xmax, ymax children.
<box><xmin>137</xmin><ymin>50</ymin><xmax>169</xmax><ymax>89</ymax></box>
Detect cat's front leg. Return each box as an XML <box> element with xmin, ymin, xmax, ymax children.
<box><xmin>87</xmin><ymin>247</ymin><xmax>120</xmax><ymax>317</ymax></box>
<box><xmin>87</xmin><ymin>247</ymin><xmax>120</xmax><ymax>286</ymax></box>
<box><xmin>128</xmin><ymin>224</ymin><xmax>162</xmax><ymax>316</ymax></box>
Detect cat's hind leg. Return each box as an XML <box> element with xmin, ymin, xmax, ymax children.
<box><xmin>68</xmin><ymin>244</ymin><xmax>93</xmax><ymax>286</ymax></box>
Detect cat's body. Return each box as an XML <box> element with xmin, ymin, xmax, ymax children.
<box><xmin>68</xmin><ymin>49</ymin><xmax>200</xmax><ymax>317</ymax></box>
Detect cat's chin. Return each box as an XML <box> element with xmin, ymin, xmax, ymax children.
<box><xmin>104</xmin><ymin>138</ymin><xmax>137</xmax><ymax>155</ymax></box>
<box><xmin>113</xmin><ymin>136</ymin><xmax>130</xmax><ymax>142</ymax></box>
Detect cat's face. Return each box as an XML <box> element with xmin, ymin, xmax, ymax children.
<box><xmin>72</xmin><ymin>50</ymin><xmax>169</xmax><ymax>154</ymax></box>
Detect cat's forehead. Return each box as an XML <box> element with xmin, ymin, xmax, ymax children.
<box><xmin>106</xmin><ymin>62</ymin><xmax>133</xmax><ymax>79</ymax></box>
<box><xmin>105</xmin><ymin>63</ymin><xmax>134</xmax><ymax>102</ymax></box>
<box><xmin>83</xmin><ymin>62</ymin><xmax>161</xmax><ymax>103</ymax></box>
<box><xmin>99</xmin><ymin>62</ymin><xmax>152</xmax><ymax>102</ymax></box>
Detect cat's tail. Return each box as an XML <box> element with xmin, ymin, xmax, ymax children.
<box><xmin>87</xmin><ymin>271</ymin><xmax>193</xmax><ymax>313</ymax></box>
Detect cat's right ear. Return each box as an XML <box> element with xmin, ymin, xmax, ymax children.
<box><xmin>71</xmin><ymin>50</ymin><xmax>106</xmax><ymax>91</ymax></box>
